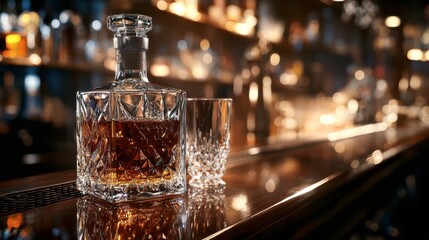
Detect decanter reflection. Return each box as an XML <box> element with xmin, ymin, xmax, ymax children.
<box><xmin>186</xmin><ymin>187</ymin><xmax>227</xmax><ymax>239</ymax></box>
<box><xmin>77</xmin><ymin>196</ymin><xmax>186</xmax><ymax>240</ymax></box>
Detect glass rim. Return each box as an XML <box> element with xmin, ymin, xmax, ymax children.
<box><xmin>187</xmin><ymin>97</ymin><xmax>232</xmax><ymax>102</ymax></box>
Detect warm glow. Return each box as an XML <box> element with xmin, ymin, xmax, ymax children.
<box><xmin>425</xmin><ymin>50</ymin><xmax>429</xmax><ymax>60</ymax></box>
<box><xmin>235</xmin><ymin>22</ymin><xmax>253</xmax><ymax>36</ymax></box>
<box><xmin>248</xmin><ymin>147</ymin><xmax>261</xmax><ymax>155</ymax></box>
<box><xmin>366</xmin><ymin>150</ymin><xmax>383</xmax><ymax>164</ymax></box>
<box><xmin>247</xmin><ymin>112</ymin><xmax>255</xmax><ymax>132</ymax></box>
<box><xmin>251</xmin><ymin>65</ymin><xmax>260</xmax><ymax>76</ymax></box>
<box><xmin>200</xmin><ymin>39</ymin><xmax>210</xmax><ymax>50</ymax></box>
<box><xmin>259</xmin><ymin>19</ymin><xmax>285</xmax><ymax>43</ymax></box>
<box><xmin>398</xmin><ymin>77</ymin><xmax>409</xmax><ymax>91</ymax></box>
<box><xmin>320</xmin><ymin>114</ymin><xmax>336</xmax><ymax>125</ymax></box>
<box><xmin>29</xmin><ymin>53</ymin><xmax>42</xmax><ymax>65</ymax></box>
<box><xmin>347</xmin><ymin>99</ymin><xmax>359</xmax><ymax>114</ymax></box>
<box><xmin>242</xmin><ymin>68</ymin><xmax>251</xmax><ymax>79</ymax></box>
<box><xmin>376</xmin><ymin>79</ymin><xmax>387</xmax><ymax>91</ymax></box>
<box><xmin>410</xmin><ymin>75</ymin><xmax>422</xmax><ymax>89</ymax></box>
<box><xmin>265</xmin><ymin>178</ymin><xmax>276</xmax><ymax>192</ymax></box>
<box><xmin>191</xmin><ymin>65</ymin><xmax>208</xmax><ymax>79</ymax></box>
<box><xmin>274</xmin><ymin>117</ymin><xmax>283</xmax><ymax>127</ymax></box>
<box><xmin>385</xmin><ymin>16</ymin><xmax>401</xmax><ymax>28</ymax></box>
<box><xmin>386</xmin><ymin>112</ymin><xmax>398</xmax><ymax>123</ymax></box>
<box><xmin>276</xmin><ymin>101</ymin><xmax>295</xmax><ymax>117</ymax></box>
<box><xmin>231</xmin><ymin>194</ymin><xmax>249</xmax><ymax>213</ymax></box>
<box><xmin>233</xmin><ymin>75</ymin><xmax>243</xmax><ymax>96</ymax></box>
<box><xmin>202</xmin><ymin>52</ymin><xmax>213</xmax><ymax>64</ymax></box>
<box><xmin>420</xmin><ymin>107</ymin><xmax>429</xmax><ymax>125</ymax></box>
<box><xmin>351</xmin><ymin>160</ymin><xmax>360</xmax><ymax>168</ymax></box>
<box><xmin>6</xmin><ymin>33</ymin><xmax>21</xmax><ymax>45</ymax></box>
<box><xmin>382</xmin><ymin>99</ymin><xmax>399</xmax><ymax>115</ymax></box>
<box><xmin>247</xmin><ymin>132</ymin><xmax>256</xmax><ymax>144</ymax></box>
<box><xmin>186</xmin><ymin>9</ymin><xmax>201</xmax><ymax>21</ymax></box>
<box><xmin>284</xmin><ymin>118</ymin><xmax>297</xmax><ymax>129</ymax></box>
<box><xmin>332</xmin><ymin>92</ymin><xmax>347</xmax><ymax>104</ymax></box>
<box><xmin>263</xmin><ymin>76</ymin><xmax>272</xmax><ymax>105</ymax></box>
<box><xmin>225</xmin><ymin>21</ymin><xmax>235</xmax><ymax>32</ymax></box>
<box><xmin>307</xmin><ymin>20</ymin><xmax>319</xmax><ymax>39</ymax></box>
<box><xmin>354</xmin><ymin>70</ymin><xmax>365</xmax><ymax>80</ymax></box>
<box><xmin>244</xmin><ymin>14</ymin><xmax>257</xmax><ymax>27</ymax></box>
<box><xmin>336</xmin><ymin>105</ymin><xmax>347</xmax><ymax>122</ymax></box>
<box><xmin>249</xmin><ymin>82</ymin><xmax>258</xmax><ymax>104</ymax></box>
<box><xmin>327</xmin><ymin>123</ymin><xmax>387</xmax><ymax>141</ymax></box>
<box><xmin>407</xmin><ymin>48</ymin><xmax>423</xmax><ymax>61</ymax></box>
<box><xmin>280</xmin><ymin>175</ymin><xmax>339</xmax><ymax>203</ymax></box>
<box><xmin>280</xmin><ymin>71</ymin><xmax>298</xmax><ymax>85</ymax></box>
<box><xmin>150</xmin><ymin>63</ymin><xmax>170</xmax><ymax>77</ymax></box>
<box><xmin>250</xmin><ymin>46</ymin><xmax>259</xmax><ymax>58</ymax></box>
<box><xmin>334</xmin><ymin>142</ymin><xmax>346</xmax><ymax>153</ymax></box>
<box><xmin>156</xmin><ymin>0</ymin><xmax>169</xmax><ymax>11</ymax></box>
<box><xmin>169</xmin><ymin>2</ymin><xmax>186</xmax><ymax>16</ymax></box>
<box><xmin>226</xmin><ymin>4</ymin><xmax>241</xmax><ymax>21</ymax></box>
<box><xmin>270</xmin><ymin>53</ymin><xmax>280</xmax><ymax>66</ymax></box>
<box><xmin>7</xmin><ymin>213</ymin><xmax>23</xmax><ymax>229</ymax></box>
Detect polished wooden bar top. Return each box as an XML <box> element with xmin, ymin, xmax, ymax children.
<box><xmin>1</xmin><ymin>120</ymin><xmax>429</xmax><ymax>239</ymax></box>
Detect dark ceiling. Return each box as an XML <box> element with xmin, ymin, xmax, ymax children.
<box><xmin>374</xmin><ymin>0</ymin><xmax>428</xmax><ymax>24</ymax></box>
<box><xmin>265</xmin><ymin>0</ymin><xmax>429</xmax><ymax>28</ymax></box>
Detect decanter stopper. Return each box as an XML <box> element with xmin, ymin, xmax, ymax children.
<box><xmin>107</xmin><ymin>14</ymin><xmax>152</xmax><ymax>37</ymax></box>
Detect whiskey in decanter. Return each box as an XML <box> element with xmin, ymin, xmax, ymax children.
<box><xmin>76</xmin><ymin>14</ymin><xmax>186</xmax><ymax>202</ymax></box>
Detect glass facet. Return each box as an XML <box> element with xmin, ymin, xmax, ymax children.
<box><xmin>186</xmin><ymin>98</ymin><xmax>232</xmax><ymax>188</ymax></box>
<box><xmin>76</xmin><ymin>14</ymin><xmax>186</xmax><ymax>202</ymax></box>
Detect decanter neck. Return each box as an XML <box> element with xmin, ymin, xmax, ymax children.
<box><xmin>113</xmin><ymin>36</ymin><xmax>149</xmax><ymax>82</ymax></box>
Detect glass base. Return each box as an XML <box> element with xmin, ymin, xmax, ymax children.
<box><xmin>77</xmin><ymin>177</ymin><xmax>186</xmax><ymax>203</ymax></box>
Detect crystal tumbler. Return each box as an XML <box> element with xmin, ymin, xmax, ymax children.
<box><xmin>186</xmin><ymin>98</ymin><xmax>232</xmax><ymax>188</ymax></box>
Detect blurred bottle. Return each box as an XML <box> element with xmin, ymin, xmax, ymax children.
<box><xmin>72</xmin><ymin>13</ymin><xmax>87</xmax><ymax>63</ymax></box>
<box><xmin>0</xmin><ymin>0</ymin><xmax>26</xmax><ymax>58</ymax></box>
<box><xmin>85</xmin><ymin>19</ymin><xmax>105</xmax><ymax>63</ymax></box>
<box><xmin>22</xmin><ymin>71</ymin><xmax>42</xmax><ymax>119</ymax></box>
<box><xmin>38</xmin><ymin>15</ymin><xmax>52</xmax><ymax>62</ymax></box>
<box><xmin>18</xmin><ymin>11</ymin><xmax>40</xmax><ymax>56</ymax></box>
<box><xmin>243</xmin><ymin>37</ymin><xmax>271</xmax><ymax>144</ymax></box>
<box><xmin>0</xmin><ymin>71</ymin><xmax>21</xmax><ymax>121</ymax></box>
<box><xmin>58</xmin><ymin>10</ymin><xmax>75</xmax><ymax>63</ymax></box>
<box><xmin>32</xmin><ymin>2</ymin><xmax>51</xmax><ymax>62</ymax></box>
<box><xmin>343</xmin><ymin>67</ymin><xmax>378</xmax><ymax>124</ymax></box>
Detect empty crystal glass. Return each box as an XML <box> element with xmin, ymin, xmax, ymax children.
<box><xmin>186</xmin><ymin>98</ymin><xmax>232</xmax><ymax>188</ymax></box>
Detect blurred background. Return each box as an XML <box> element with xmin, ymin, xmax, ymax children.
<box><xmin>1</xmin><ymin>0</ymin><xmax>429</xmax><ymax>180</ymax></box>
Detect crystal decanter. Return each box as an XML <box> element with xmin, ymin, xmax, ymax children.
<box><xmin>76</xmin><ymin>14</ymin><xmax>187</xmax><ymax>202</ymax></box>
